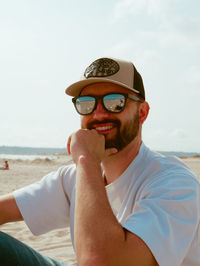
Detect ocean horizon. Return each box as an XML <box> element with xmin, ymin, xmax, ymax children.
<box><xmin>0</xmin><ymin>146</ymin><xmax>67</xmax><ymax>160</ymax></box>
<box><xmin>0</xmin><ymin>145</ymin><xmax>199</xmax><ymax>159</ymax></box>
<box><xmin>0</xmin><ymin>146</ymin><xmax>66</xmax><ymax>155</ymax></box>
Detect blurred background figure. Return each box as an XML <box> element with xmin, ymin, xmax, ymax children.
<box><xmin>0</xmin><ymin>160</ymin><xmax>9</xmax><ymax>170</ymax></box>
<box><xmin>4</xmin><ymin>161</ymin><xmax>9</xmax><ymax>170</ymax></box>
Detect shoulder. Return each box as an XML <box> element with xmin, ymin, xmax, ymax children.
<box><xmin>137</xmin><ymin>145</ymin><xmax>200</xmax><ymax>198</ymax></box>
<box><xmin>142</xmin><ymin>145</ymin><xmax>198</xmax><ymax>181</ymax></box>
<box><xmin>142</xmin><ymin>157</ymin><xmax>200</xmax><ymax>211</ymax></box>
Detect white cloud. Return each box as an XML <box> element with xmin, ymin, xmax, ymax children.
<box><xmin>113</xmin><ymin>0</ymin><xmax>145</xmax><ymax>21</ymax></box>
<box><xmin>112</xmin><ymin>0</ymin><xmax>200</xmax><ymax>49</ymax></box>
<box><xmin>112</xmin><ymin>0</ymin><xmax>181</xmax><ymax>21</ymax></box>
<box><xmin>170</xmin><ymin>129</ymin><xmax>188</xmax><ymax>139</ymax></box>
<box><xmin>159</xmin><ymin>19</ymin><xmax>200</xmax><ymax>50</ymax></box>
<box><xmin>104</xmin><ymin>37</ymin><xmax>161</xmax><ymax>66</ymax></box>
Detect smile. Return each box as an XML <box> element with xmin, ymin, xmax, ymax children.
<box><xmin>96</xmin><ymin>125</ymin><xmax>113</xmax><ymax>131</ymax></box>
<box><xmin>93</xmin><ymin>123</ymin><xmax>116</xmax><ymax>134</ymax></box>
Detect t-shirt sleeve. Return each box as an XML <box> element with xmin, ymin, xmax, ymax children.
<box><xmin>122</xmin><ymin>173</ymin><xmax>200</xmax><ymax>266</ymax></box>
<box><xmin>13</xmin><ymin>166</ymin><xmax>73</xmax><ymax>236</ymax></box>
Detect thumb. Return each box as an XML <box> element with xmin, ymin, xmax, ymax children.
<box><xmin>105</xmin><ymin>147</ymin><xmax>118</xmax><ymax>157</ymax></box>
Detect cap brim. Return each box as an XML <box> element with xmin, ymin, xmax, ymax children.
<box><xmin>65</xmin><ymin>78</ymin><xmax>140</xmax><ymax>96</ymax></box>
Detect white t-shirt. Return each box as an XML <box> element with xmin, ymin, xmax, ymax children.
<box><xmin>14</xmin><ymin>143</ymin><xmax>200</xmax><ymax>266</ymax></box>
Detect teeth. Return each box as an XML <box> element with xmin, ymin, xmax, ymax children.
<box><xmin>96</xmin><ymin>126</ymin><xmax>113</xmax><ymax>131</ymax></box>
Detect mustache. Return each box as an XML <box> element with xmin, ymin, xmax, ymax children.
<box><xmin>86</xmin><ymin>119</ymin><xmax>121</xmax><ymax>129</ymax></box>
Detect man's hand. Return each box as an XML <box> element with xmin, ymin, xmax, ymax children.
<box><xmin>67</xmin><ymin>129</ymin><xmax>117</xmax><ymax>164</ymax></box>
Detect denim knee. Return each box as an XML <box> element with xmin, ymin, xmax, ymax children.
<box><xmin>0</xmin><ymin>231</ymin><xmax>20</xmax><ymax>264</ymax></box>
<box><xmin>0</xmin><ymin>231</ymin><xmax>16</xmax><ymax>253</ymax></box>
<box><xmin>0</xmin><ymin>231</ymin><xmax>69</xmax><ymax>266</ymax></box>
<box><xmin>0</xmin><ymin>231</ymin><xmax>43</xmax><ymax>265</ymax></box>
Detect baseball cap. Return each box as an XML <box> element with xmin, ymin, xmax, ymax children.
<box><xmin>65</xmin><ymin>57</ymin><xmax>145</xmax><ymax>100</ymax></box>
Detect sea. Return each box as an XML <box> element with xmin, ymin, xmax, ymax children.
<box><xmin>0</xmin><ymin>146</ymin><xmax>199</xmax><ymax>160</ymax></box>
<box><xmin>0</xmin><ymin>146</ymin><xmax>67</xmax><ymax>160</ymax></box>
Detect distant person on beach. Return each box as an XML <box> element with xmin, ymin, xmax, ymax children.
<box><xmin>0</xmin><ymin>160</ymin><xmax>9</xmax><ymax>170</ymax></box>
<box><xmin>4</xmin><ymin>161</ymin><xmax>9</xmax><ymax>170</ymax></box>
<box><xmin>0</xmin><ymin>57</ymin><xmax>200</xmax><ymax>265</ymax></box>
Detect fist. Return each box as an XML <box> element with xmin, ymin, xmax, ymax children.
<box><xmin>67</xmin><ymin>129</ymin><xmax>117</xmax><ymax>164</ymax></box>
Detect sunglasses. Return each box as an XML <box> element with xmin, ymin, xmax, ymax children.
<box><xmin>72</xmin><ymin>93</ymin><xmax>143</xmax><ymax>115</ymax></box>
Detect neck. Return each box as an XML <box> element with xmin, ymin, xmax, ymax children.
<box><xmin>102</xmin><ymin>136</ymin><xmax>142</xmax><ymax>184</ymax></box>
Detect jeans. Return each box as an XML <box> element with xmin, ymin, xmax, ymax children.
<box><xmin>0</xmin><ymin>231</ymin><xmax>69</xmax><ymax>266</ymax></box>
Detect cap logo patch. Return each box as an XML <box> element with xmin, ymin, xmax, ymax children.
<box><xmin>84</xmin><ymin>58</ymin><xmax>120</xmax><ymax>78</ymax></box>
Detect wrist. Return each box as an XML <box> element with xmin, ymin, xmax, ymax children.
<box><xmin>78</xmin><ymin>154</ymin><xmax>101</xmax><ymax>168</ymax></box>
<box><xmin>76</xmin><ymin>155</ymin><xmax>103</xmax><ymax>182</ymax></box>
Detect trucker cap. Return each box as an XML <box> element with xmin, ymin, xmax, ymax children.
<box><xmin>65</xmin><ymin>57</ymin><xmax>145</xmax><ymax>100</ymax></box>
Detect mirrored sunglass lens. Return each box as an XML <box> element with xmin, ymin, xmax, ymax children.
<box><xmin>104</xmin><ymin>94</ymin><xmax>125</xmax><ymax>112</ymax></box>
<box><xmin>75</xmin><ymin>96</ymin><xmax>95</xmax><ymax>114</ymax></box>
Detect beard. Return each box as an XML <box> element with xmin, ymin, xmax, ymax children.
<box><xmin>105</xmin><ymin>112</ymin><xmax>139</xmax><ymax>151</ymax></box>
<box><xmin>82</xmin><ymin>109</ymin><xmax>140</xmax><ymax>152</ymax></box>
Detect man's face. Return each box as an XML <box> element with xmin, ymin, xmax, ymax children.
<box><xmin>80</xmin><ymin>82</ymin><xmax>141</xmax><ymax>151</ymax></box>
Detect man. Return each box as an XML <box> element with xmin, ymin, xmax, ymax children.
<box><xmin>0</xmin><ymin>57</ymin><xmax>200</xmax><ymax>266</ymax></box>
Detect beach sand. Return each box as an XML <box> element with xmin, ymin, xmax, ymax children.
<box><xmin>0</xmin><ymin>155</ymin><xmax>76</xmax><ymax>265</ymax></box>
<box><xmin>0</xmin><ymin>154</ymin><xmax>200</xmax><ymax>265</ymax></box>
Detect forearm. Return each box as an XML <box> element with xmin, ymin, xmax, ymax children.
<box><xmin>0</xmin><ymin>193</ymin><xmax>23</xmax><ymax>225</ymax></box>
<box><xmin>74</xmin><ymin>156</ymin><xmax>125</xmax><ymax>265</ymax></box>
<box><xmin>70</xmin><ymin>130</ymin><xmax>157</xmax><ymax>265</ymax></box>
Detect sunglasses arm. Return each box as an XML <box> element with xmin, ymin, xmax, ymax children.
<box><xmin>128</xmin><ymin>94</ymin><xmax>144</xmax><ymax>102</ymax></box>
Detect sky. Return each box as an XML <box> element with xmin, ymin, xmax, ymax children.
<box><xmin>0</xmin><ymin>0</ymin><xmax>200</xmax><ymax>152</ymax></box>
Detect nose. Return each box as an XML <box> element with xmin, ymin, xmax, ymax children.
<box><xmin>92</xmin><ymin>99</ymin><xmax>109</xmax><ymax>118</ymax></box>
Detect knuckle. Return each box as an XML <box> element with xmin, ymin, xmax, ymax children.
<box><xmin>75</xmin><ymin>129</ymin><xmax>85</xmax><ymax>137</ymax></box>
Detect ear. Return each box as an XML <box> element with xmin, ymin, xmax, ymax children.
<box><xmin>139</xmin><ymin>101</ymin><xmax>150</xmax><ymax>124</ymax></box>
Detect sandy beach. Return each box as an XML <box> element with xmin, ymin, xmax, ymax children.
<box><xmin>0</xmin><ymin>155</ymin><xmax>76</xmax><ymax>265</ymax></box>
<box><xmin>0</xmin><ymin>154</ymin><xmax>200</xmax><ymax>265</ymax></box>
